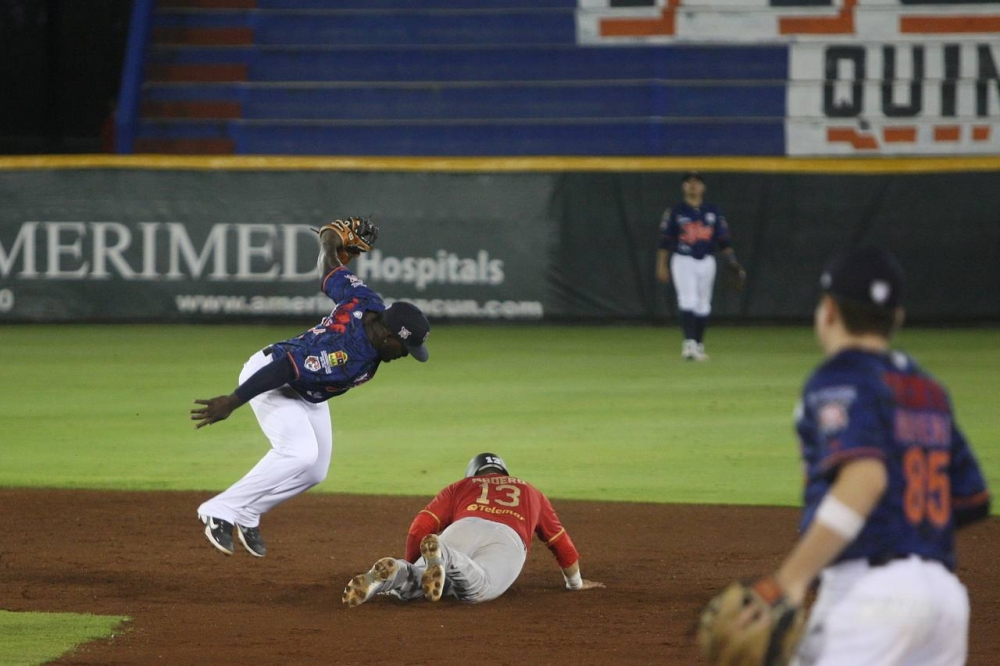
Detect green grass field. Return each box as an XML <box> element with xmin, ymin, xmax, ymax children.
<box><xmin>1</xmin><ymin>323</ymin><xmax>996</xmax><ymax>663</ymax></box>
<box><xmin>2</xmin><ymin>324</ymin><xmax>997</xmax><ymax>508</ymax></box>
<box><xmin>0</xmin><ymin>611</ymin><xmax>127</xmax><ymax>666</ymax></box>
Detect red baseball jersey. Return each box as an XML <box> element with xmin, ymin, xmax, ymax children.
<box><xmin>405</xmin><ymin>474</ymin><xmax>579</xmax><ymax>568</ymax></box>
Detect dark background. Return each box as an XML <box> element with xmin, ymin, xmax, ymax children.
<box><xmin>3</xmin><ymin>168</ymin><xmax>999</xmax><ymax>323</ymax></box>
<box><xmin>0</xmin><ymin>0</ymin><xmax>131</xmax><ymax>154</ymax></box>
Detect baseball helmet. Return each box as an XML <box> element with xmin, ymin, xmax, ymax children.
<box><xmin>465</xmin><ymin>453</ymin><xmax>509</xmax><ymax>478</ymax></box>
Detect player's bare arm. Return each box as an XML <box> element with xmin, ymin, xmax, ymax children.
<box><xmin>719</xmin><ymin>247</ymin><xmax>746</xmax><ymax>290</ymax></box>
<box><xmin>655</xmin><ymin>249</ymin><xmax>671</xmax><ymax>284</ymax></box>
<box><xmin>774</xmin><ymin>457</ymin><xmax>888</xmax><ymax>605</ymax></box>
<box><xmin>561</xmin><ymin>561</ymin><xmax>605</xmax><ymax>591</ymax></box>
<box><xmin>318</xmin><ymin>225</ymin><xmax>348</xmax><ymax>273</ymax></box>
<box><xmin>191</xmin><ymin>354</ymin><xmax>296</xmax><ymax>429</ymax></box>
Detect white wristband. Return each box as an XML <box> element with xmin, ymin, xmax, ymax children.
<box><xmin>564</xmin><ymin>571</ymin><xmax>583</xmax><ymax>590</ymax></box>
<box><xmin>815</xmin><ymin>494</ymin><xmax>866</xmax><ymax>541</ymax></box>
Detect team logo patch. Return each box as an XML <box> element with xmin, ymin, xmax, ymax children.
<box><xmin>328</xmin><ymin>350</ymin><xmax>348</xmax><ymax>366</ymax></box>
<box><xmin>818</xmin><ymin>402</ymin><xmax>849</xmax><ymax>434</ymax></box>
<box><xmin>870</xmin><ymin>280</ymin><xmax>891</xmax><ymax>305</ymax></box>
<box><xmin>705</xmin><ymin>212</ymin><xmax>716</xmax><ymax>224</ymax></box>
<box><xmin>397</xmin><ymin>326</ymin><xmax>412</xmax><ymax>340</ymax></box>
<box><xmin>304</xmin><ymin>355</ymin><xmax>322</xmax><ymax>372</ymax></box>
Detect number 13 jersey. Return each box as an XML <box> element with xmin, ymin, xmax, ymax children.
<box><xmin>409</xmin><ymin>474</ymin><xmax>579</xmax><ymax>568</ymax></box>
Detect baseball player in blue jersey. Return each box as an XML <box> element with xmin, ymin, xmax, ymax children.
<box><xmin>190</xmin><ymin>218</ymin><xmax>430</xmax><ymax>558</ymax></box>
<box><xmin>655</xmin><ymin>171</ymin><xmax>745</xmax><ymax>361</ymax></box>
<box><xmin>698</xmin><ymin>247</ymin><xmax>990</xmax><ymax>666</ymax></box>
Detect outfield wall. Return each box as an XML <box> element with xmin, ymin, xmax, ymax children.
<box><xmin>0</xmin><ymin>156</ymin><xmax>997</xmax><ymax>323</ymax></box>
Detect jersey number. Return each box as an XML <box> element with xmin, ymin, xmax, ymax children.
<box><xmin>903</xmin><ymin>448</ymin><xmax>951</xmax><ymax>529</ymax></box>
<box><xmin>476</xmin><ymin>483</ymin><xmax>521</xmax><ymax>508</ymax></box>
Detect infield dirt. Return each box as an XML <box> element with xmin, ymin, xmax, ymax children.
<box><xmin>3</xmin><ymin>489</ymin><xmax>998</xmax><ymax>665</ymax></box>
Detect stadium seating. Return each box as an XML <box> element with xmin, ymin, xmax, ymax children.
<box><xmin>128</xmin><ymin>0</ymin><xmax>786</xmax><ymax>155</ymax></box>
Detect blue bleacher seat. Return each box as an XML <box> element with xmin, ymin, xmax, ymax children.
<box><xmin>127</xmin><ymin>1</ymin><xmax>787</xmax><ymax>155</ymax></box>
<box><xmin>143</xmin><ymin>81</ymin><xmax>785</xmax><ymax>121</ymax></box>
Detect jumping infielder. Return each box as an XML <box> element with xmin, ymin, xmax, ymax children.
<box><xmin>698</xmin><ymin>247</ymin><xmax>991</xmax><ymax>665</ymax></box>
<box><xmin>655</xmin><ymin>171</ymin><xmax>745</xmax><ymax>361</ymax></box>
<box><xmin>343</xmin><ymin>453</ymin><xmax>603</xmax><ymax>606</ymax></box>
<box><xmin>190</xmin><ymin>218</ymin><xmax>430</xmax><ymax>558</ymax></box>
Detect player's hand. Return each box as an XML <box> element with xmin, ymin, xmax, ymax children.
<box><xmin>656</xmin><ymin>264</ymin><xmax>671</xmax><ymax>284</ymax></box>
<box><xmin>726</xmin><ymin>261</ymin><xmax>746</xmax><ymax>291</ymax></box>
<box><xmin>338</xmin><ymin>246</ymin><xmax>363</xmax><ymax>266</ymax></box>
<box><xmin>190</xmin><ymin>394</ymin><xmax>242</xmax><ymax>428</ymax></box>
<box><xmin>734</xmin><ymin>263</ymin><xmax>747</xmax><ymax>290</ymax></box>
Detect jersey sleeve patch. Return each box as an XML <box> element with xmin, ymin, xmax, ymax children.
<box><xmin>807</xmin><ymin>380</ymin><xmax>888</xmax><ymax>472</ymax></box>
<box><xmin>808</xmin><ymin>385</ymin><xmax>857</xmax><ymax>436</ymax></box>
<box><xmin>818</xmin><ymin>401</ymin><xmax>849</xmax><ymax>434</ymax></box>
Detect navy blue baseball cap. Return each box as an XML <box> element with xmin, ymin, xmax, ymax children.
<box><xmin>820</xmin><ymin>247</ymin><xmax>905</xmax><ymax>309</ymax></box>
<box><xmin>681</xmin><ymin>170</ymin><xmax>705</xmax><ymax>183</ymax></box>
<box><xmin>384</xmin><ymin>301</ymin><xmax>430</xmax><ymax>362</ymax></box>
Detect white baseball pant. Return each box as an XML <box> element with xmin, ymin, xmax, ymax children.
<box><xmin>792</xmin><ymin>555</ymin><xmax>968</xmax><ymax>666</ymax></box>
<box><xmin>378</xmin><ymin>517</ymin><xmax>527</xmax><ymax>603</ymax></box>
<box><xmin>670</xmin><ymin>253</ymin><xmax>716</xmax><ymax>316</ymax></box>
<box><xmin>197</xmin><ymin>349</ymin><xmax>333</xmax><ymax>528</ymax></box>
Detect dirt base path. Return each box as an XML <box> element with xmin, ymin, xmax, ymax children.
<box><xmin>2</xmin><ymin>489</ymin><xmax>997</xmax><ymax>665</ymax></box>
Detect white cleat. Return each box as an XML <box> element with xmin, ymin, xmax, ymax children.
<box><xmin>692</xmin><ymin>343</ymin><xmax>710</xmax><ymax>362</ymax></box>
<box><xmin>342</xmin><ymin>557</ymin><xmax>398</xmax><ymax>608</ymax></box>
<box><xmin>682</xmin><ymin>339</ymin><xmax>697</xmax><ymax>361</ymax></box>
<box><xmin>419</xmin><ymin>534</ymin><xmax>445</xmax><ymax>602</ymax></box>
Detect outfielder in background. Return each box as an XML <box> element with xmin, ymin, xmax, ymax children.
<box><xmin>190</xmin><ymin>218</ymin><xmax>431</xmax><ymax>558</ymax></box>
<box><xmin>698</xmin><ymin>247</ymin><xmax>990</xmax><ymax>666</ymax></box>
<box><xmin>343</xmin><ymin>452</ymin><xmax>603</xmax><ymax>606</ymax></box>
<box><xmin>655</xmin><ymin>171</ymin><xmax>746</xmax><ymax>361</ymax></box>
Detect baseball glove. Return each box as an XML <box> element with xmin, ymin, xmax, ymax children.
<box><xmin>697</xmin><ymin>577</ymin><xmax>805</xmax><ymax>666</ymax></box>
<box><xmin>320</xmin><ymin>216</ymin><xmax>379</xmax><ymax>265</ymax></box>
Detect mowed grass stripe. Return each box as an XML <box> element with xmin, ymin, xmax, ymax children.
<box><xmin>1</xmin><ymin>325</ymin><xmax>995</xmax><ymax>508</ymax></box>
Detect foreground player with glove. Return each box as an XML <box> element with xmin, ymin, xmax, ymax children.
<box><xmin>190</xmin><ymin>217</ymin><xmax>432</xmax><ymax>558</ymax></box>
<box><xmin>698</xmin><ymin>247</ymin><xmax>990</xmax><ymax>665</ymax></box>
<box><xmin>342</xmin><ymin>453</ymin><xmax>604</xmax><ymax>607</ymax></box>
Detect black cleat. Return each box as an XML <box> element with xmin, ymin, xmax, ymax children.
<box><xmin>202</xmin><ymin>515</ymin><xmax>235</xmax><ymax>555</ymax></box>
<box><xmin>236</xmin><ymin>524</ymin><xmax>267</xmax><ymax>557</ymax></box>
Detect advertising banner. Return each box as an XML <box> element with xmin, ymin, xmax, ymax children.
<box><xmin>574</xmin><ymin>0</ymin><xmax>1000</xmax><ymax>156</ymax></box>
<box><xmin>0</xmin><ymin>169</ymin><xmax>555</xmax><ymax>322</ymax></box>
<box><xmin>3</xmin><ymin>165</ymin><xmax>998</xmax><ymax>323</ymax></box>
<box><xmin>787</xmin><ymin>39</ymin><xmax>1000</xmax><ymax>155</ymax></box>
